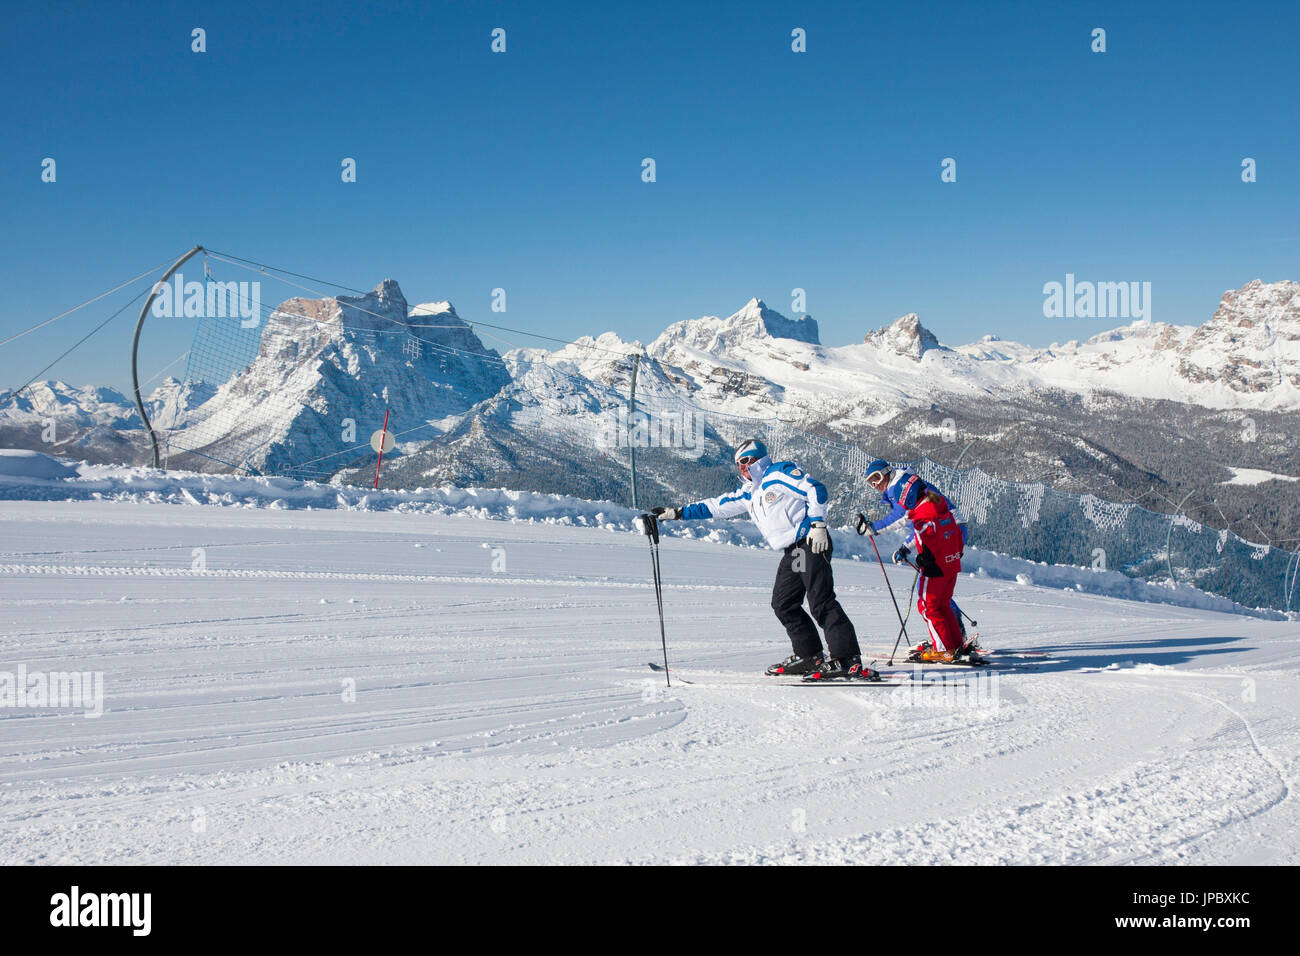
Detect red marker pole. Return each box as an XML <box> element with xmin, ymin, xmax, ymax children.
<box><xmin>373</xmin><ymin>407</ymin><xmax>390</xmax><ymax>490</ymax></box>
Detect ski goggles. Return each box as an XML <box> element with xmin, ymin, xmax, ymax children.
<box><xmin>866</xmin><ymin>469</ymin><xmax>890</xmax><ymax>488</ymax></box>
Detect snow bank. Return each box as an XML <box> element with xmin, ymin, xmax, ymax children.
<box><xmin>0</xmin><ymin>448</ymin><xmax>80</xmax><ymax>479</ymax></box>
<box><xmin>0</xmin><ymin>449</ymin><xmax>1287</xmax><ymax>620</ymax></box>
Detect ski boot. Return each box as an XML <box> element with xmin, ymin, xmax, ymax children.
<box><xmin>906</xmin><ymin>642</ymin><xmax>957</xmax><ymax>664</ymax></box>
<box><xmin>765</xmin><ymin>653</ymin><xmax>823</xmax><ymax>676</ymax></box>
<box><xmin>803</xmin><ymin>656</ymin><xmax>882</xmax><ymax>682</ymax></box>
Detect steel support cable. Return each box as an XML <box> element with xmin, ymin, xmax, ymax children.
<box><xmin>0</xmin><ymin>253</ymin><xmax>181</xmax><ymax>350</ymax></box>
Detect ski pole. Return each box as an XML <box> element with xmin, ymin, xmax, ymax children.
<box><xmin>869</xmin><ymin>535</ymin><xmax>918</xmax><ymax>666</ymax></box>
<box><xmin>887</xmin><ymin>567</ymin><xmax>920</xmax><ymax>665</ymax></box>
<box><xmin>869</xmin><ymin>535</ymin><xmax>908</xmax><ymax>633</ymax></box>
<box><xmin>639</xmin><ymin>513</ymin><xmax>671</xmax><ymax>686</ymax></box>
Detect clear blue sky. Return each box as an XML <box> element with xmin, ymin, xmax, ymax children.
<box><xmin>2</xmin><ymin>0</ymin><xmax>1297</xmax><ymax>394</ymax></box>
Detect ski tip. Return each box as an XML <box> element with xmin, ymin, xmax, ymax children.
<box><xmin>646</xmin><ymin>661</ymin><xmax>692</xmax><ymax>683</ymax></box>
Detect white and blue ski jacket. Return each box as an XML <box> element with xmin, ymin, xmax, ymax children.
<box><xmin>680</xmin><ymin>456</ymin><xmax>829</xmax><ymax>550</ymax></box>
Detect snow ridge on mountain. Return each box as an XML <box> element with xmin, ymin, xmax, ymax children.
<box><xmin>652</xmin><ymin>297</ymin><xmax>820</xmax><ymax>353</ymax></box>
<box><xmin>865</xmin><ymin>313</ymin><xmax>945</xmax><ymax>360</ymax></box>
<box><xmin>633</xmin><ymin>280</ymin><xmax>1300</xmax><ymax>415</ymax></box>
<box><xmin>958</xmin><ymin>279</ymin><xmax>1300</xmax><ymax>410</ymax></box>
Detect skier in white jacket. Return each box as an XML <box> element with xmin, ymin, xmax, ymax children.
<box><xmin>653</xmin><ymin>438</ymin><xmax>875</xmax><ymax>681</ymax></box>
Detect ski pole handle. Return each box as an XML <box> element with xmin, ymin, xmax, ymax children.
<box><xmin>637</xmin><ymin>512</ymin><xmax>660</xmax><ymax>544</ymax></box>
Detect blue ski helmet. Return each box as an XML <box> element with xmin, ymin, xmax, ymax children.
<box><xmin>866</xmin><ymin>458</ymin><xmax>892</xmax><ymax>482</ymax></box>
<box><xmin>734</xmin><ymin>438</ymin><xmax>768</xmax><ymax>463</ymax></box>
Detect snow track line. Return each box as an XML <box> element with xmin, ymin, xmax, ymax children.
<box><xmin>1190</xmin><ymin>689</ymin><xmax>1293</xmax><ymax>806</ymax></box>
<box><xmin>0</xmin><ymin>562</ymin><xmax>892</xmax><ymax>603</ymax></box>
<box><xmin>0</xmin><ymin>538</ymin><xmax>313</xmax><ymax>559</ymax></box>
<box><xmin>1149</xmin><ymin>687</ymin><xmax>1296</xmax><ymax>863</ymax></box>
<box><xmin>1080</xmin><ymin>665</ymin><xmax>1289</xmax><ymax>680</ymax></box>
<box><xmin>0</xmin><ymin>563</ymin><xmax>763</xmax><ymax>592</ymax></box>
<box><xmin>6</xmin><ymin>595</ymin><xmax>557</xmax><ymax>641</ymax></box>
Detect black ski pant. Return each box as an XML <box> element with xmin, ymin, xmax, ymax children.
<box><xmin>771</xmin><ymin>540</ymin><xmax>861</xmax><ymax>660</ymax></box>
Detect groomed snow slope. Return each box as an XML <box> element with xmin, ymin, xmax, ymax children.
<box><xmin>1</xmin><ymin>491</ymin><xmax>1297</xmax><ymax>865</ymax></box>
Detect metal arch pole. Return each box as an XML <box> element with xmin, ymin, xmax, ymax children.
<box><xmin>1283</xmin><ymin>546</ymin><xmax>1299</xmax><ymax>614</ymax></box>
<box><xmin>1165</xmin><ymin>489</ymin><xmax>1197</xmax><ymax>586</ymax></box>
<box><xmin>131</xmin><ymin>245</ymin><xmax>204</xmax><ymax>469</ymax></box>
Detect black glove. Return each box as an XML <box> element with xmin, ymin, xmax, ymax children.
<box><xmin>916</xmin><ymin>546</ymin><xmax>943</xmax><ymax>578</ymax></box>
<box><xmin>855</xmin><ymin>513</ymin><xmax>876</xmax><ymax>536</ymax></box>
<box><xmin>652</xmin><ymin>506</ymin><xmax>681</xmax><ymax>520</ymax></box>
<box><xmin>892</xmin><ymin>545</ymin><xmax>911</xmax><ymax>565</ymax></box>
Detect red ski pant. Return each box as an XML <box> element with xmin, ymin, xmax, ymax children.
<box><xmin>917</xmin><ymin>569</ymin><xmax>962</xmax><ymax>652</ymax></box>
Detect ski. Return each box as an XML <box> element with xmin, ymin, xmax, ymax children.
<box><xmin>647</xmin><ymin>663</ymin><xmax>944</xmax><ymax>687</ymax></box>
<box><xmin>773</xmin><ymin>674</ymin><xmax>945</xmax><ymax>687</ymax></box>
<box><xmin>784</xmin><ymin>679</ymin><xmax>944</xmax><ymax>687</ymax></box>
<box><xmin>891</xmin><ymin>655</ymin><xmax>1042</xmax><ymax>670</ymax></box>
<box><xmin>645</xmin><ymin>661</ymin><xmax>694</xmax><ymax>684</ymax></box>
<box><xmin>861</xmin><ymin>647</ymin><xmax>1049</xmax><ymax>665</ymax></box>
<box><xmin>901</xmin><ymin>655</ymin><xmax>995</xmax><ymax>668</ymax></box>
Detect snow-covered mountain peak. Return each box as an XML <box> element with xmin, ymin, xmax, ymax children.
<box><xmin>980</xmin><ymin>279</ymin><xmax>1300</xmax><ymax>408</ymax></box>
<box><xmin>274</xmin><ymin>280</ymin><xmax>409</xmax><ymax>334</ymax></box>
<box><xmin>1206</xmin><ymin>279</ymin><xmax>1299</xmax><ymax>338</ymax></box>
<box><xmin>733</xmin><ymin>297</ymin><xmax>821</xmax><ymax>345</ymax></box>
<box><xmin>152</xmin><ymin>279</ymin><xmax>511</xmax><ymax>475</ymax></box>
<box><xmin>410</xmin><ymin>299</ymin><xmax>457</xmax><ymax>319</ymax></box>
<box><xmin>865</xmin><ymin>313</ymin><xmax>944</xmax><ymax>360</ymax></box>
<box><xmin>518</xmin><ymin>331</ymin><xmax>644</xmax><ymax>380</ymax></box>
<box><xmin>2</xmin><ymin>380</ymin><xmax>133</xmax><ymax>420</ymax></box>
<box><xmin>355</xmin><ymin>278</ymin><xmax>407</xmax><ymax>324</ymax></box>
<box><xmin>649</xmin><ymin>298</ymin><xmax>820</xmax><ymax>359</ymax></box>
<box><xmin>571</xmin><ymin>331</ymin><xmax>641</xmax><ymax>355</ymax></box>
<box><xmin>598</xmin><ymin>330</ymin><xmax>642</xmax><ymax>352</ymax></box>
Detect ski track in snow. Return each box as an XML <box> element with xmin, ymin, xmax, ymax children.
<box><xmin>0</xmin><ymin>500</ymin><xmax>1297</xmax><ymax>865</ymax></box>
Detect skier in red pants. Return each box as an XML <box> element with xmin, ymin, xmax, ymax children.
<box><xmin>892</xmin><ymin>494</ymin><xmax>965</xmax><ymax>662</ymax></box>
